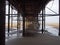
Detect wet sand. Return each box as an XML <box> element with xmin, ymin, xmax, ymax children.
<box><xmin>46</xmin><ymin>23</ymin><xmax>59</xmax><ymax>29</ymax></box>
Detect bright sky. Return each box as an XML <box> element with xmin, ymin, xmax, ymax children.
<box><xmin>6</xmin><ymin>0</ymin><xmax>59</xmax><ymax>24</ymax></box>
<box><xmin>45</xmin><ymin>0</ymin><xmax>59</xmax><ymax>14</ymax></box>
<box><xmin>45</xmin><ymin>0</ymin><xmax>59</xmax><ymax>23</ymax></box>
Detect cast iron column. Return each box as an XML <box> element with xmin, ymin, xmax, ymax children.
<box><xmin>0</xmin><ymin>0</ymin><xmax>5</xmax><ymax>45</ymax></box>
<box><xmin>42</xmin><ymin>4</ymin><xmax>45</xmax><ymax>34</ymax></box>
<box><xmin>8</xmin><ymin>2</ymin><xmax>10</xmax><ymax>36</ymax></box>
<box><xmin>22</xmin><ymin>0</ymin><xmax>25</xmax><ymax>36</ymax></box>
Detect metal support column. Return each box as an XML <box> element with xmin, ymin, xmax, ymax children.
<box><xmin>23</xmin><ymin>15</ymin><xmax>25</xmax><ymax>36</ymax></box>
<box><xmin>42</xmin><ymin>5</ymin><xmax>45</xmax><ymax>34</ymax></box>
<box><xmin>8</xmin><ymin>2</ymin><xmax>10</xmax><ymax>36</ymax></box>
<box><xmin>0</xmin><ymin>0</ymin><xmax>5</xmax><ymax>45</ymax></box>
<box><xmin>22</xmin><ymin>0</ymin><xmax>25</xmax><ymax>36</ymax></box>
<box><xmin>42</xmin><ymin>9</ymin><xmax>44</xmax><ymax>34</ymax></box>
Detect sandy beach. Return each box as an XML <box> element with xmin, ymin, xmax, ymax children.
<box><xmin>5</xmin><ymin>23</ymin><xmax>59</xmax><ymax>29</ymax></box>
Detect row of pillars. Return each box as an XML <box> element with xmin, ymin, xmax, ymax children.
<box><xmin>0</xmin><ymin>0</ymin><xmax>60</xmax><ymax>45</ymax></box>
